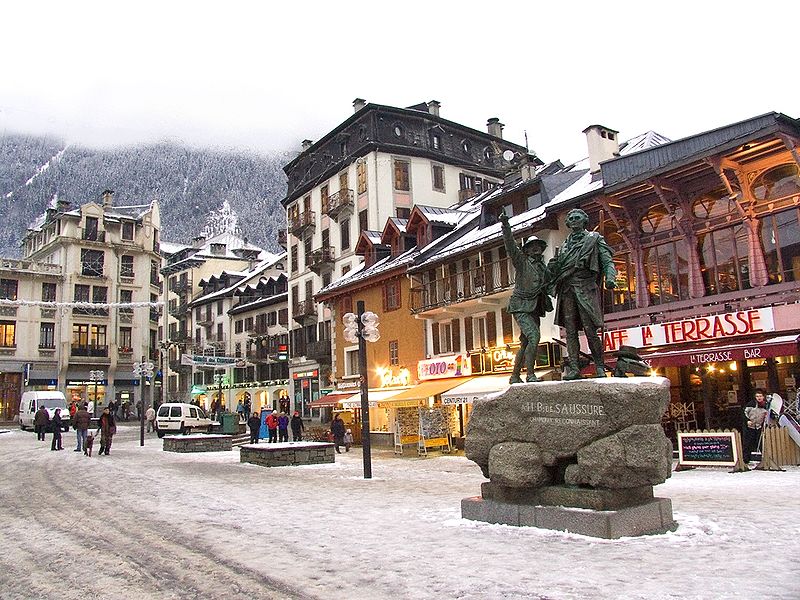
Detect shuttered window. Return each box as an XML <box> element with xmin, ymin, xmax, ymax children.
<box><xmin>451</xmin><ymin>319</ymin><xmax>461</xmax><ymax>352</ymax></box>
<box><xmin>431</xmin><ymin>323</ymin><xmax>440</xmax><ymax>355</ymax></box>
<box><xmin>501</xmin><ymin>308</ymin><xmax>514</xmax><ymax>344</ymax></box>
<box><xmin>464</xmin><ymin>316</ymin><xmax>473</xmax><ymax>351</ymax></box>
<box><xmin>486</xmin><ymin>311</ymin><xmax>497</xmax><ymax>347</ymax></box>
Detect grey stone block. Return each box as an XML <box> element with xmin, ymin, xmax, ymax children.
<box><xmin>462</xmin><ymin>496</ymin><xmax>676</xmax><ymax>539</ymax></box>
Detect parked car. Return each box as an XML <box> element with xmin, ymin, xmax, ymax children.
<box><xmin>155</xmin><ymin>403</ymin><xmax>214</xmax><ymax>437</ymax></box>
<box><xmin>18</xmin><ymin>391</ymin><xmax>71</xmax><ymax>432</ymax></box>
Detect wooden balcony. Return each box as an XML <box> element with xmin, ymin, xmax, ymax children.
<box><xmin>289</xmin><ymin>211</ymin><xmax>316</xmax><ymax>237</ymax></box>
<box><xmin>292</xmin><ymin>300</ymin><xmax>317</xmax><ymax>323</ymax></box>
<box><xmin>169</xmin><ymin>278</ymin><xmax>191</xmax><ymax>293</ymax></box>
<box><xmin>168</xmin><ymin>301</ymin><xmax>188</xmax><ymax>317</ymax></box>
<box><xmin>306</xmin><ymin>339</ymin><xmax>332</xmax><ymax>363</ymax></box>
<box><xmin>308</xmin><ymin>246</ymin><xmax>335</xmax><ymax>274</ymax></box>
<box><xmin>278</xmin><ymin>229</ymin><xmax>288</xmax><ymax>248</ymax></box>
<box><xmin>326</xmin><ymin>189</ymin><xmax>354</xmax><ymax>221</ymax></box>
<box><xmin>410</xmin><ymin>258</ymin><xmax>514</xmax><ymax>314</ymax></box>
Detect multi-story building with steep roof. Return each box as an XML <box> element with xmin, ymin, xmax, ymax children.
<box><xmin>3</xmin><ymin>191</ymin><xmax>162</xmax><ymax>417</ymax></box>
<box><xmin>160</xmin><ymin>230</ymin><xmax>273</xmax><ymax>403</ymax></box>
<box><xmin>282</xmin><ymin>98</ymin><xmax>532</xmax><ymax>416</ymax></box>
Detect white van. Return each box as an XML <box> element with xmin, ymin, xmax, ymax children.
<box><xmin>19</xmin><ymin>391</ymin><xmax>70</xmax><ymax>431</ymax></box>
<box><xmin>155</xmin><ymin>403</ymin><xmax>214</xmax><ymax>436</ymax></box>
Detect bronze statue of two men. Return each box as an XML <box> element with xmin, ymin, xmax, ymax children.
<box><xmin>500</xmin><ymin>208</ymin><xmax>617</xmax><ymax>382</ymax></box>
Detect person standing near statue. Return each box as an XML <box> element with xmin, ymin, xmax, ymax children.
<box><xmin>548</xmin><ymin>208</ymin><xmax>616</xmax><ymax>379</ymax></box>
<box><xmin>499</xmin><ymin>211</ymin><xmax>552</xmax><ymax>383</ymax></box>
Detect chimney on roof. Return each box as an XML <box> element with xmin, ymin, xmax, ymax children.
<box><xmin>193</xmin><ymin>235</ymin><xmax>206</xmax><ymax>249</ymax></box>
<box><xmin>353</xmin><ymin>98</ymin><xmax>367</xmax><ymax>113</ymax></box>
<box><xmin>301</xmin><ymin>139</ymin><xmax>313</xmax><ymax>152</ymax></box>
<box><xmin>583</xmin><ymin>124</ymin><xmax>620</xmax><ymax>174</ymax></box>
<box><xmin>487</xmin><ymin>117</ymin><xmax>504</xmax><ymax>139</ymax></box>
<box><xmin>101</xmin><ymin>189</ymin><xmax>114</xmax><ymax>208</ymax></box>
<box><xmin>427</xmin><ymin>100</ymin><xmax>441</xmax><ymax>117</ymax></box>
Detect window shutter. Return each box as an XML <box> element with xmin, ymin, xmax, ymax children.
<box><xmin>464</xmin><ymin>316</ymin><xmax>473</xmax><ymax>351</ymax></box>
<box><xmin>431</xmin><ymin>323</ymin><xmax>440</xmax><ymax>356</ymax></box>
<box><xmin>381</xmin><ymin>283</ymin><xmax>388</xmax><ymax>312</ymax></box>
<box><xmin>486</xmin><ymin>311</ymin><xmax>497</xmax><ymax>347</ymax></box>
<box><xmin>501</xmin><ymin>309</ymin><xmax>514</xmax><ymax>344</ymax></box>
<box><xmin>451</xmin><ymin>318</ymin><xmax>461</xmax><ymax>352</ymax></box>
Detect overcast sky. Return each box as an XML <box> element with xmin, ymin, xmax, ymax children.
<box><xmin>2</xmin><ymin>1</ymin><xmax>797</xmax><ymax>165</ymax></box>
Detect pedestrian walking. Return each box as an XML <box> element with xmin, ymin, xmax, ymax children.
<box><xmin>290</xmin><ymin>410</ymin><xmax>305</xmax><ymax>441</ymax></box>
<box><xmin>344</xmin><ymin>428</ymin><xmax>354</xmax><ymax>452</ymax></box>
<box><xmin>72</xmin><ymin>402</ymin><xmax>91</xmax><ymax>453</ymax></box>
<box><xmin>96</xmin><ymin>407</ymin><xmax>117</xmax><ymax>456</ymax></box>
<box><xmin>278</xmin><ymin>412</ymin><xmax>289</xmax><ymax>442</ymax></box>
<box><xmin>331</xmin><ymin>414</ymin><xmax>346</xmax><ymax>454</ymax></box>
<box><xmin>266</xmin><ymin>410</ymin><xmax>279</xmax><ymax>443</ymax></box>
<box><xmin>146</xmin><ymin>405</ymin><xmax>156</xmax><ymax>433</ymax></box>
<box><xmin>50</xmin><ymin>408</ymin><xmax>64</xmax><ymax>451</ymax></box>
<box><xmin>236</xmin><ymin>400</ymin><xmax>245</xmax><ymax>422</ymax></box>
<box><xmin>247</xmin><ymin>412</ymin><xmax>261</xmax><ymax>444</ymax></box>
<box><xmin>243</xmin><ymin>396</ymin><xmax>251</xmax><ymax>420</ymax></box>
<box><xmin>34</xmin><ymin>405</ymin><xmax>49</xmax><ymax>441</ymax></box>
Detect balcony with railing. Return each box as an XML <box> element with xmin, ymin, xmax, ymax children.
<box><xmin>292</xmin><ymin>300</ymin><xmax>317</xmax><ymax>323</ymax></box>
<box><xmin>288</xmin><ymin>211</ymin><xmax>316</xmax><ymax>237</ymax></box>
<box><xmin>82</xmin><ymin>229</ymin><xmax>106</xmax><ymax>242</ymax></box>
<box><xmin>308</xmin><ymin>246</ymin><xmax>335</xmax><ymax>274</ymax></box>
<box><xmin>306</xmin><ymin>339</ymin><xmax>332</xmax><ymax>363</ymax></box>
<box><xmin>278</xmin><ymin>229</ymin><xmax>287</xmax><ymax>248</ymax></box>
<box><xmin>168</xmin><ymin>300</ymin><xmax>188</xmax><ymax>317</ymax></box>
<box><xmin>326</xmin><ymin>189</ymin><xmax>354</xmax><ymax>221</ymax></box>
<box><xmin>71</xmin><ymin>344</ymin><xmax>109</xmax><ymax>358</ymax></box>
<box><xmin>410</xmin><ymin>258</ymin><xmax>515</xmax><ymax>314</ymax></box>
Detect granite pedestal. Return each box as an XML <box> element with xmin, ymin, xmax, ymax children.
<box><xmin>240</xmin><ymin>441</ymin><xmax>335</xmax><ymax>467</ymax></box>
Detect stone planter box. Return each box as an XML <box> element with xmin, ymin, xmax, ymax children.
<box><xmin>240</xmin><ymin>442</ymin><xmax>335</xmax><ymax>467</ymax></box>
<box><xmin>163</xmin><ymin>434</ymin><xmax>232</xmax><ymax>453</ymax></box>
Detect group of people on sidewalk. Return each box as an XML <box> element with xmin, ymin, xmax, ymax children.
<box><xmin>247</xmin><ymin>409</ymin><xmax>306</xmax><ymax>444</ymax></box>
<box><xmin>33</xmin><ymin>403</ymin><xmax>118</xmax><ymax>456</ymax></box>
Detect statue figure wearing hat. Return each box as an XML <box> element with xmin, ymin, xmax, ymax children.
<box><xmin>547</xmin><ymin>208</ymin><xmax>617</xmax><ymax>379</ymax></box>
<box><xmin>499</xmin><ymin>210</ymin><xmax>552</xmax><ymax>383</ymax></box>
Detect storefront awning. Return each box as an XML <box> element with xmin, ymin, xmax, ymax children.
<box><xmin>440</xmin><ymin>375</ymin><xmax>510</xmax><ymax>405</ymax></box>
<box><xmin>439</xmin><ymin>370</ymin><xmax>556</xmax><ymax>405</ymax></box>
<box><xmin>386</xmin><ymin>377</ymin><xmax>472</xmax><ymax>404</ymax></box>
<box><xmin>639</xmin><ymin>334</ymin><xmax>800</xmax><ymax>368</ymax></box>
<box><xmin>190</xmin><ymin>385</ymin><xmax>206</xmax><ymax>395</ymax></box>
<box><xmin>308</xmin><ymin>392</ymin><xmax>356</xmax><ymax>408</ymax></box>
<box><xmin>340</xmin><ymin>388</ymin><xmax>409</xmax><ymax>409</ymax></box>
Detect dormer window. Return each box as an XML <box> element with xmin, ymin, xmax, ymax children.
<box><xmin>431</xmin><ymin>134</ymin><xmax>441</xmax><ymax>150</ymax></box>
<box><xmin>393</xmin><ymin>124</ymin><xmax>404</xmax><ymax>138</ymax></box>
<box><xmin>461</xmin><ymin>140</ymin><xmax>471</xmax><ymax>155</ymax></box>
<box><xmin>122</xmin><ymin>222</ymin><xmax>134</xmax><ymax>241</ymax></box>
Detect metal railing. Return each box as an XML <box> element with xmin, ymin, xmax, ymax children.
<box><xmin>308</xmin><ymin>246</ymin><xmax>335</xmax><ymax>273</ymax></box>
<box><xmin>289</xmin><ymin>211</ymin><xmax>316</xmax><ymax>236</ymax></box>
<box><xmin>292</xmin><ymin>300</ymin><xmax>317</xmax><ymax>321</ymax></box>
<box><xmin>71</xmin><ymin>344</ymin><xmax>109</xmax><ymax>357</ymax></box>
<box><xmin>82</xmin><ymin>229</ymin><xmax>106</xmax><ymax>242</ymax></box>
<box><xmin>306</xmin><ymin>339</ymin><xmax>332</xmax><ymax>362</ymax></box>
<box><xmin>410</xmin><ymin>257</ymin><xmax>515</xmax><ymax>313</ymax></box>
<box><xmin>326</xmin><ymin>189</ymin><xmax>354</xmax><ymax>220</ymax></box>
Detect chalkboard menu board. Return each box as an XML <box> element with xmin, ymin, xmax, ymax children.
<box><xmin>677</xmin><ymin>432</ymin><xmax>738</xmax><ymax>467</ymax></box>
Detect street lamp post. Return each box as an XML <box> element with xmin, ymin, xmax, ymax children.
<box><xmin>343</xmin><ymin>301</ymin><xmax>380</xmax><ymax>479</ymax></box>
<box><xmin>133</xmin><ymin>357</ymin><xmax>154</xmax><ymax>446</ymax></box>
<box><xmin>88</xmin><ymin>370</ymin><xmax>105</xmax><ymax>418</ymax></box>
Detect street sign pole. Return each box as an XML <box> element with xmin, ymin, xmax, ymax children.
<box><xmin>134</xmin><ymin>356</ymin><xmax>154</xmax><ymax>447</ymax></box>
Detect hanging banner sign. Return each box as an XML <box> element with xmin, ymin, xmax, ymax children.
<box><xmin>181</xmin><ymin>354</ymin><xmax>248</xmax><ymax>367</ymax></box>
<box><xmin>604</xmin><ymin>308</ymin><xmax>775</xmax><ymax>352</ymax></box>
<box><xmin>417</xmin><ymin>354</ymin><xmax>471</xmax><ymax>381</ymax></box>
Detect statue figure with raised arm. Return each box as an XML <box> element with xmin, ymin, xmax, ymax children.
<box><xmin>499</xmin><ymin>210</ymin><xmax>552</xmax><ymax>383</ymax></box>
<box><xmin>547</xmin><ymin>208</ymin><xmax>617</xmax><ymax>379</ymax></box>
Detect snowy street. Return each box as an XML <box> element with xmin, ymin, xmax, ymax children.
<box><xmin>1</xmin><ymin>424</ymin><xmax>798</xmax><ymax>600</ymax></box>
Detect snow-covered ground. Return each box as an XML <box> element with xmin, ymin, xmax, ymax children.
<box><xmin>1</xmin><ymin>424</ymin><xmax>798</xmax><ymax>600</ymax></box>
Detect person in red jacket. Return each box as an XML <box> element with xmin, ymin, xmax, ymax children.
<box><xmin>265</xmin><ymin>410</ymin><xmax>279</xmax><ymax>443</ymax></box>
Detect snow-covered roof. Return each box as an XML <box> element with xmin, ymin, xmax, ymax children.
<box><xmin>191</xmin><ymin>254</ymin><xmax>286</xmax><ymax>306</ymax></box>
<box><xmin>549</xmin><ymin>130</ymin><xmax>671</xmax><ymax>207</ymax></box>
<box><xmin>415</xmin><ymin>205</ymin><xmax>468</xmax><ymax>227</ymax></box>
<box><xmin>317</xmin><ymin>247</ymin><xmax>418</xmax><ymax>298</ymax></box>
<box><xmin>159</xmin><ymin>241</ymin><xmax>189</xmax><ymax>255</ymax></box>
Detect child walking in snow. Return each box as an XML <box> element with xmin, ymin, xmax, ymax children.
<box><xmin>344</xmin><ymin>428</ymin><xmax>354</xmax><ymax>452</ymax></box>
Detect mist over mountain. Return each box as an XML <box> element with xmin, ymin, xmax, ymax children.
<box><xmin>0</xmin><ymin>132</ymin><xmax>290</xmax><ymax>257</ymax></box>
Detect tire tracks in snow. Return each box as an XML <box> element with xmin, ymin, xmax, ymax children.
<box><xmin>0</xmin><ymin>442</ymin><xmax>317</xmax><ymax>600</ymax></box>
